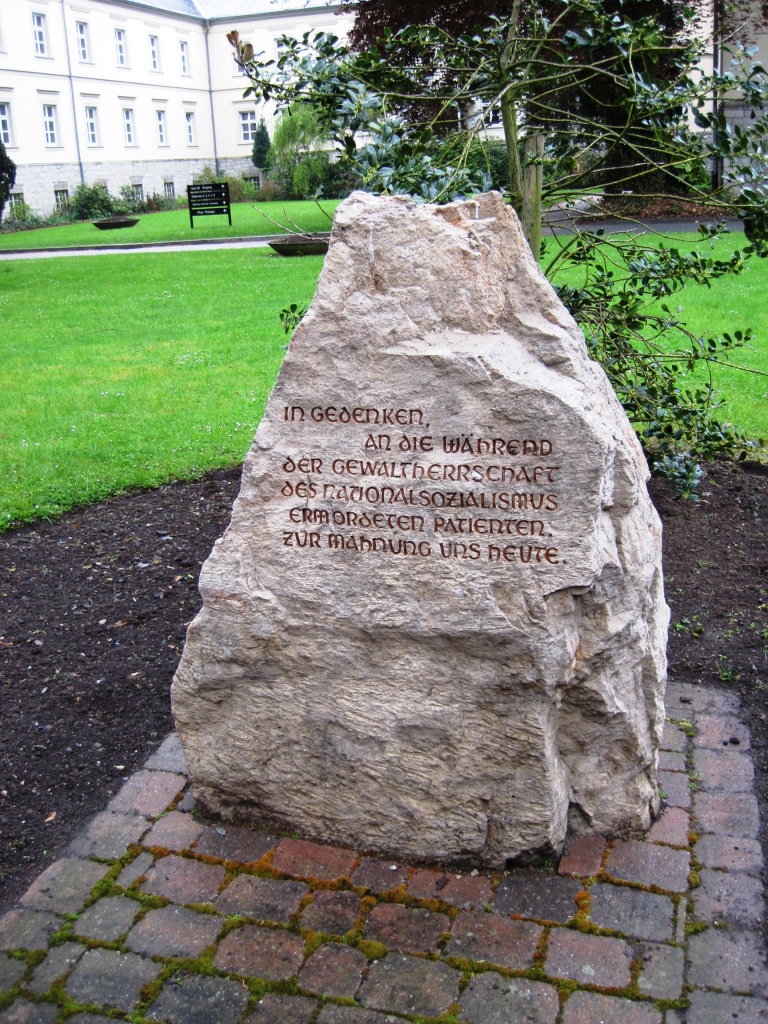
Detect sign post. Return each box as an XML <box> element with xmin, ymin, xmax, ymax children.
<box><xmin>187</xmin><ymin>182</ymin><xmax>232</xmax><ymax>228</ymax></box>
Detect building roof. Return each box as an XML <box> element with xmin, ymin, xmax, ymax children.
<box><xmin>119</xmin><ymin>0</ymin><xmax>345</xmax><ymax>19</ymax></box>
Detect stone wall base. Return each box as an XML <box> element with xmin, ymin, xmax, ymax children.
<box><xmin>10</xmin><ymin>156</ymin><xmax>261</xmax><ymax>216</ymax></box>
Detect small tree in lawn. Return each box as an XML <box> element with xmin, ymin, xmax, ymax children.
<box><xmin>0</xmin><ymin>139</ymin><xmax>17</xmax><ymax>224</ymax></box>
<box><xmin>251</xmin><ymin>117</ymin><xmax>271</xmax><ymax>169</ymax></box>
<box><xmin>268</xmin><ymin>102</ymin><xmax>330</xmax><ymax>198</ymax></box>
<box><xmin>227</xmin><ymin>9</ymin><xmax>768</xmax><ymax>493</ymax></box>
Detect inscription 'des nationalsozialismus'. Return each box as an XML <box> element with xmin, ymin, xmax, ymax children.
<box><xmin>278</xmin><ymin>405</ymin><xmax>563</xmax><ymax>565</ymax></box>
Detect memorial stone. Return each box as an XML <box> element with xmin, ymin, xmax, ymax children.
<box><xmin>172</xmin><ymin>191</ymin><xmax>669</xmax><ymax>866</ymax></box>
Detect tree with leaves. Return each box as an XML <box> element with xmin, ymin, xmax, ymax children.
<box><xmin>227</xmin><ymin>6</ymin><xmax>768</xmax><ymax>491</ymax></box>
<box><xmin>268</xmin><ymin>102</ymin><xmax>332</xmax><ymax>198</ymax></box>
<box><xmin>0</xmin><ymin>138</ymin><xmax>16</xmax><ymax>224</ymax></box>
<box><xmin>251</xmin><ymin>117</ymin><xmax>271</xmax><ymax>169</ymax></box>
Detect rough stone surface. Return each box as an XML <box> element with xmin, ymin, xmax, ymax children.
<box><xmin>0</xmin><ymin>956</ymin><xmax>25</xmax><ymax>993</ymax></box>
<box><xmin>171</xmin><ymin>190</ymin><xmax>667</xmax><ymax>865</ymax></box>
<box><xmin>117</xmin><ymin>852</ymin><xmax>155</xmax><ymax>889</ymax></box>
<box><xmin>315</xmin><ymin>1010</ymin><xmax>401</xmax><ymax>1024</ymax></box>
<box><xmin>0</xmin><ymin>1002</ymin><xmax>58</xmax><ymax>1024</ymax></box>
<box><xmin>561</xmin><ymin>991</ymin><xmax>662</xmax><ymax>1023</ymax></box>
<box><xmin>215</xmin><ymin>874</ymin><xmax>308</xmax><ymax>921</ymax></box>
<box><xmin>447</xmin><ymin>912</ymin><xmax>542</xmax><ymax>969</ymax></box>
<box><xmin>588</xmin><ymin>883</ymin><xmax>674</xmax><ymax>940</ymax></box>
<box><xmin>545</xmin><ymin>928</ymin><xmax>633</xmax><ymax>988</ymax></box>
<box><xmin>685</xmin><ymin>991</ymin><xmax>768</xmax><ymax>1023</ymax></box>
<box><xmin>213</xmin><ymin>924</ymin><xmax>306</xmax><ymax>980</ymax></box>
<box><xmin>26</xmin><ymin>942</ymin><xmax>84</xmax><ymax>995</ymax></box>
<box><xmin>67</xmin><ymin>811</ymin><xmax>150</xmax><ymax>859</ymax></box>
<box><xmin>0</xmin><ymin>911</ymin><xmax>59</xmax><ymax>952</ymax></box>
<box><xmin>298</xmin><ymin>942</ymin><xmax>367</xmax><ymax>998</ymax></box>
<box><xmin>604</xmin><ymin>839</ymin><xmax>690</xmax><ymax>892</ymax></box>
<box><xmin>300</xmin><ymin>889</ymin><xmax>360</xmax><ymax>934</ymax></box>
<box><xmin>244</xmin><ymin>994</ymin><xmax>318</xmax><ymax>1023</ymax></box>
<box><xmin>20</xmin><ymin>859</ymin><xmax>110</xmax><ymax>916</ymax></box>
<box><xmin>65</xmin><ymin>948</ymin><xmax>162</xmax><ymax>1013</ymax></box>
<box><xmin>143</xmin><ymin>810</ymin><xmax>206</xmax><ymax>851</ymax></box>
<box><xmin>139</xmin><ymin>853</ymin><xmax>225</xmax><ymax>904</ymax></box>
<box><xmin>558</xmin><ymin>836</ymin><xmax>606</xmax><ymax>877</ymax></box>
<box><xmin>406</xmin><ymin>868</ymin><xmax>492</xmax><ymax>909</ymax></box>
<box><xmin>145</xmin><ymin>972</ymin><xmax>249</xmax><ymax>1024</ymax></box>
<box><xmin>459</xmin><ymin>972</ymin><xmax>559</xmax><ymax>1023</ymax></box>
<box><xmin>73</xmin><ymin>897</ymin><xmax>139</xmax><ymax>942</ymax></box>
<box><xmin>358</xmin><ymin>953</ymin><xmax>460</xmax><ymax>1017</ymax></box>
<box><xmin>193</xmin><ymin>824</ymin><xmax>277</xmax><ymax>863</ymax></box>
<box><xmin>363</xmin><ymin>902</ymin><xmax>450</xmax><ymax>953</ymax></box>
<box><xmin>636</xmin><ymin>942</ymin><xmax>684</xmax><ymax>1000</ymax></box>
<box><xmin>695</xmin><ymin>834</ymin><xmax>763</xmax><ymax>872</ymax></box>
<box><xmin>647</xmin><ymin>806</ymin><xmax>690</xmax><ymax>847</ymax></box>
<box><xmin>688</xmin><ymin>928</ymin><xmax>768</xmax><ymax>995</ymax></box>
<box><xmin>693</xmin><ymin>867</ymin><xmax>765</xmax><ymax>925</ymax></box>
<box><xmin>125</xmin><ymin>904</ymin><xmax>223</xmax><ymax>957</ymax></box>
<box><xmin>351</xmin><ymin>859</ymin><xmax>408</xmax><ymax>893</ymax></box>
<box><xmin>493</xmin><ymin>871</ymin><xmax>581</xmax><ymax>922</ymax></box>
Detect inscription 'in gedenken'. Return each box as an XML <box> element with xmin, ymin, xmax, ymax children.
<box><xmin>276</xmin><ymin>405</ymin><xmax>565</xmax><ymax>565</ymax></box>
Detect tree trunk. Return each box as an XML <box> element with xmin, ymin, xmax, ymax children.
<box><xmin>500</xmin><ymin>1</ymin><xmax>524</xmax><ymax>216</ymax></box>
<box><xmin>522</xmin><ymin>134</ymin><xmax>544</xmax><ymax>260</ymax></box>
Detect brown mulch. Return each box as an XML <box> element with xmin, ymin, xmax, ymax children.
<box><xmin>1</xmin><ymin>460</ymin><xmax>766</xmax><ymax>914</ymax></box>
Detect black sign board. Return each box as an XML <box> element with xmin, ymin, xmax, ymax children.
<box><xmin>187</xmin><ymin>182</ymin><xmax>232</xmax><ymax>228</ymax></box>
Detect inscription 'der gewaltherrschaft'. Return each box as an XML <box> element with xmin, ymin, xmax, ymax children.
<box><xmin>278</xmin><ymin>405</ymin><xmax>561</xmax><ymax>564</ymax></box>
<box><xmin>172</xmin><ymin>192</ymin><xmax>669</xmax><ymax>868</ymax></box>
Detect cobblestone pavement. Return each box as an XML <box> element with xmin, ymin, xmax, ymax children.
<box><xmin>1</xmin><ymin>680</ymin><xmax>765</xmax><ymax>1023</ymax></box>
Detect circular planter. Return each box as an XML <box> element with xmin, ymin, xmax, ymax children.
<box><xmin>268</xmin><ymin>233</ymin><xmax>330</xmax><ymax>256</ymax></box>
<box><xmin>93</xmin><ymin>216</ymin><xmax>140</xmax><ymax>230</ymax></box>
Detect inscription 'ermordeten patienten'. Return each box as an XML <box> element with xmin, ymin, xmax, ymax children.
<box><xmin>172</xmin><ymin>191</ymin><xmax>669</xmax><ymax>868</ymax></box>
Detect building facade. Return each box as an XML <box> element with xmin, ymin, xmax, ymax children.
<box><xmin>0</xmin><ymin>0</ymin><xmax>353</xmax><ymax>215</ymax></box>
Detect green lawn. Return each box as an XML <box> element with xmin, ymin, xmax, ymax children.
<box><xmin>1</xmin><ymin>227</ymin><xmax>765</xmax><ymax>531</ymax></box>
<box><xmin>0</xmin><ymin>199</ymin><xmax>341</xmax><ymax>251</ymax></box>
<box><xmin>0</xmin><ymin>248</ymin><xmax>322</xmax><ymax>528</ymax></box>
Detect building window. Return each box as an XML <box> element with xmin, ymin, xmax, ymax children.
<box><xmin>9</xmin><ymin>192</ymin><xmax>24</xmax><ymax>212</ymax></box>
<box><xmin>84</xmin><ymin>105</ymin><xmax>98</xmax><ymax>145</ymax></box>
<box><xmin>0</xmin><ymin>102</ymin><xmax>13</xmax><ymax>146</ymax></box>
<box><xmin>115</xmin><ymin>28</ymin><xmax>127</xmax><ymax>67</ymax></box>
<box><xmin>54</xmin><ymin>188</ymin><xmax>69</xmax><ymax>212</ymax></box>
<box><xmin>156</xmin><ymin>109</ymin><xmax>167</xmax><ymax>145</ymax></box>
<box><xmin>76</xmin><ymin>21</ymin><xmax>90</xmax><ymax>62</ymax></box>
<box><xmin>130</xmin><ymin>183</ymin><xmax>143</xmax><ymax>203</ymax></box>
<box><xmin>32</xmin><ymin>12</ymin><xmax>48</xmax><ymax>56</ymax></box>
<box><xmin>43</xmin><ymin>104</ymin><xmax>58</xmax><ymax>145</ymax></box>
<box><xmin>239</xmin><ymin>110</ymin><xmax>257</xmax><ymax>143</ymax></box>
<box><xmin>180</xmin><ymin>40</ymin><xmax>189</xmax><ymax>75</ymax></box>
<box><xmin>149</xmin><ymin>34</ymin><xmax>160</xmax><ymax>71</ymax></box>
<box><xmin>185</xmin><ymin>110</ymin><xmax>195</xmax><ymax>145</ymax></box>
<box><xmin>123</xmin><ymin>107</ymin><xmax>134</xmax><ymax>145</ymax></box>
<box><xmin>163</xmin><ymin>180</ymin><xmax>175</xmax><ymax>200</ymax></box>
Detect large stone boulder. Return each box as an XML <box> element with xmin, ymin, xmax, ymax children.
<box><xmin>172</xmin><ymin>191</ymin><xmax>668</xmax><ymax>867</ymax></box>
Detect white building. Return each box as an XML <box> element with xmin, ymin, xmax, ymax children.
<box><xmin>0</xmin><ymin>0</ymin><xmax>353</xmax><ymax>215</ymax></box>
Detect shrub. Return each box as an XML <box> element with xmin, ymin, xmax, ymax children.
<box><xmin>146</xmin><ymin>191</ymin><xmax>177</xmax><ymax>212</ymax></box>
<box><xmin>118</xmin><ymin>185</ymin><xmax>148</xmax><ymax>213</ymax></box>
<box><xmin>70</xmin><ymin>182</ymin><xmax>117</xmax><ymax>220</ymax></box>
<box><xmin>0</xmin><ymin>201</ymin><xmax>43</xmax><ymax>232</ymax></box>
<box><xmin>256</xmin><ymin>181</ymin><xmax>280</xmax><ymax>202</ymax></box>
<box><xmin>192</xmin><ymin>165</ymin><xmax>219</xmax><ymax>184</ymax></box>
<box><xmin>0</xmin><ymin>139</ymin><xmax>16</xmax><ymax>224</ymax></box>
<box><xmin>240</xmin><ymin>177</ymin><xmax>259</xmax><ymax>202</ymax></box>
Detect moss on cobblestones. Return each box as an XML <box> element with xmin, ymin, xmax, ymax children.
<box><xmin>355</xmin><ymin>938</ymin><xmax>387</xmax><ymax>959</ymax></box>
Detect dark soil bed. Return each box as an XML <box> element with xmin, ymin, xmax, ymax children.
<box><xmin>1</xmin><ymin>461</ymin><xmax>767</xmax><ymax>913</ymax></box>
